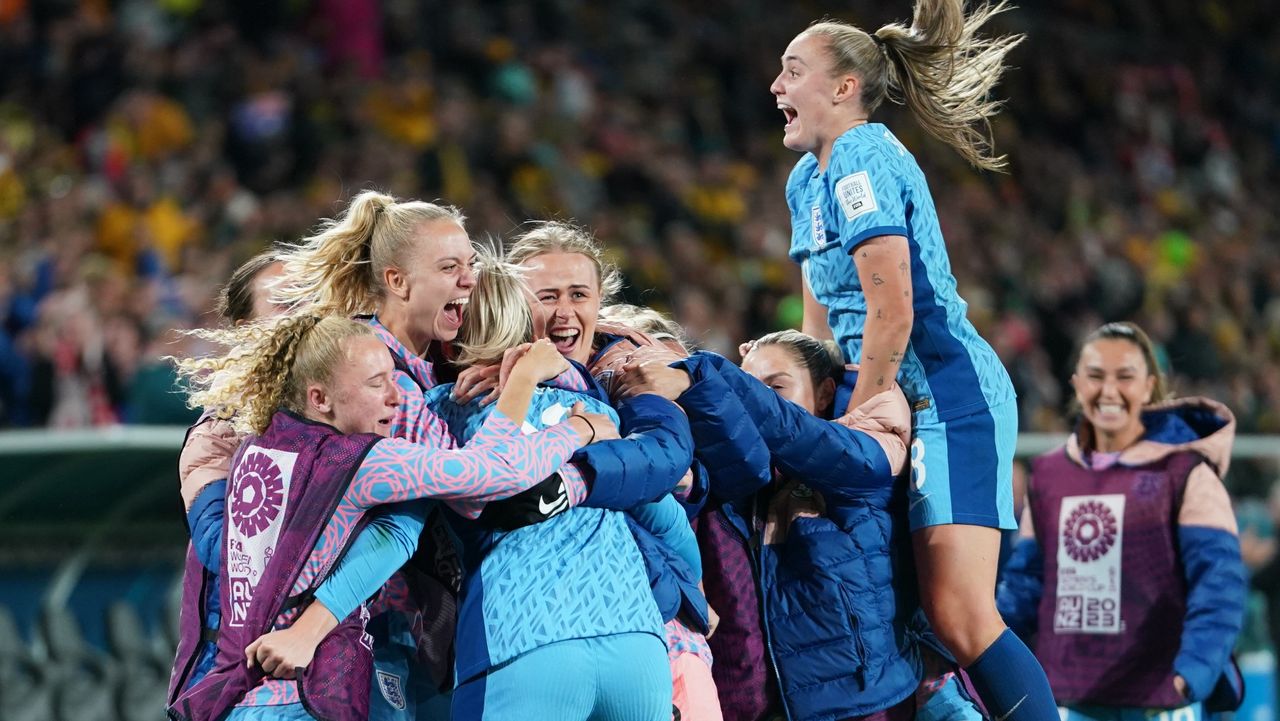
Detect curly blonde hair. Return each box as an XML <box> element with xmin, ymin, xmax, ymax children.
<box><xmin>272</xmin><ymin>190</ymin><xmax>467</xmax><ymax>316</ymax></box>
<box><xmin>174</xmin><ymin>315</ymin><xmax>375</xmax><ymax>435</ymax></box>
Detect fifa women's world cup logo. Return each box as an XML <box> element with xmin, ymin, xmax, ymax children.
<box><xmin>226</xmin><ymin>446</ymin><xmax>296</xmax><ymax>629</ymax></box>
<box><xmin>231</xmin><ymin>451</ymin><xmax>286</xmax><ymax>537</ymax></box>
<box><xmin>1062</xmin><ymin>499</ymin><xmax>1118</xmax><ymax>562</ymax></box>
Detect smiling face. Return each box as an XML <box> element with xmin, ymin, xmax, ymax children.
<box><xmin>396</xmin><ymin>218</ymin><xmax>477</xmax><ymax>348</ymax></box>
<box><xmin>519</xmin><ymin>251</ymin><xmax>602</xmax><ymax>366</ymax></box>
<box><xmin>743</xmin><ymin>343</ymin><xmax>822</xmax><ymax>416</ymax></box>
<box><xmin>770</xmin><ymin>32</ymin><xmax>846</xmax><ymax>158</ymax></box>
<box><xmin>1071</xmin><ymin>338</ymin><xmax>1156</xmax><ymax>449</ymax></box>
<box><xmin>313</xmin><ymin>334</ymin><xmax>401</xmax><ymax>437</ymax></box>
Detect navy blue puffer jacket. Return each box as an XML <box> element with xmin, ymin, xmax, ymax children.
<box><xmin>674</xmin><ymin>352</ymin><xmax>921</xmax><ymax>721</ymax></box>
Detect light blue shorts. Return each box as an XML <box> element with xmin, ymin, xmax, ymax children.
<box><xmin>908</xmin><ymin>399</ymin><xmax>1018</xmax><ymax>531</ymax></box>
<box><xmin>452</xmin><ymin>633</ymin><xmax>671</xmax><ymax>721</ymax></box>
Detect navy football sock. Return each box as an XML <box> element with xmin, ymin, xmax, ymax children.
<box><xmin>964</xmin><ymin>629</ymin><xmax>1058</xmax><ymax>721</ymax></box>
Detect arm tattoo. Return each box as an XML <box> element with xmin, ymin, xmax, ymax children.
<box><xmin>899</xmin><ymin>261</ymin><xmax>908</xmax><ymax>274</ymax></box>
<box><xmin>876</xmin><ymin>376</ymin><xmax>885</xmax><ymax>386</ymax></box>
<box><xmin>875</xmin><ymin>308</ymin><xmax>882</xmax><ymax>319</ymax></box>
<box><xmin>889</xmin><ymin>350</ymin><xmax>903</xmax><ymax>365</ymax></box>
<box><xmin>871</xmin><ymin>273</ymin><xmax>885</xmax><ymax>286</ymax></box>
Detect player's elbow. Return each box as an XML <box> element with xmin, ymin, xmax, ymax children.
<box><xmin>880</xmin><ymin>303</ymin><xmax>913</xmax><ymax>338</ymax></box>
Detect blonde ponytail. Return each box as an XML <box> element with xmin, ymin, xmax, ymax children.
<box><xmin>174</xmin><ymin>315</ymin><xmax>375</xmax><ymax>435</ymax></box>
<box><xmin>273</xmin><ymin>190</ymin><xmax>467</xmax><ymax>316</ymax></box>
<box><xmin>806</xmin><ymin>0</ymin><xmax>1023</xmax><ymax>171</ymax></box>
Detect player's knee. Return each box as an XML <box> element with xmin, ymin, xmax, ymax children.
<box><xmin>921</xmin><ymin>591</ymin><xmax>1005</xmax><ymax>664</ymax></box>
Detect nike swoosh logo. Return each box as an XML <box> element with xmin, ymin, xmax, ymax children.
<box><xmin>908</xmin><ymin>493</ymin><xmax>932</xmax><ymax>512</ymax></box>
<box><xmin>538</xmin><ymin>489</ymin><xmax>569</xmax><ymax>516</ymax></box>
<box><xmin>994</xmin><ymin>695</ymin><xmax>1027</xmax><ymax>721</ymax></box>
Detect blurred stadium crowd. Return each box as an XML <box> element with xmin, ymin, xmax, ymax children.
<box><xmin>0</xmin><ymin>1</ymin><xmax>1278</xmax><ymax>720</ymax></box>
<box><xmin>0</xmin><ymin>0</ymin><xmax>1277</xmax><ymax>437</ymax></box>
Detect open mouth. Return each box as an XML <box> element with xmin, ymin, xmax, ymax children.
<box><xmin>442</xmin><ymin>297</ymin><xmax>469</xmax><ymax>329</ymax></box>
<box><xmin>779</xmin><ymin>103</ymin><xmax>797</xmax><ymax>129</ymax></box>
<box><xmin>375</xmin><ymin>416</ymin><xmax>393</xmax><ymax>435</ymax></box>
<box><xmin>549</xmin><ymin>328</ymin><xmax>580</xmax><ymax>356</ymax></box>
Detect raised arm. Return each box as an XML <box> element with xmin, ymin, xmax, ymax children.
<box><xmin>353</xmin><ymin>411</ymin><xmax>589</xmax><ymax>507</ymax></box>
<box><xmin>675</xmin><ymin>352</ymin><xmax>898</xmax><ymax>505</ymax></box>
<box><xmin>668</xmin><ymin>354</ymin><xmax>773</xmax><ymax>501</ymax></box>
<box><xmin>576</xmin><ymin>394</ymin><xmax>695</xmax><ymax>510</ymax></box>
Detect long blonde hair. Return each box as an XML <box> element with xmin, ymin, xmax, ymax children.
<box><xmin>506</xmin><ymin>221</ymin><xmax>623</xmax><ymax>302</ymax></box>
<box><xmin>273</xmin><ymin>190</ymin><xmax>467</xmax><ymax>316</ymax></box>
<box><xmin>174</xmin><ymin>315</ymin><xmax>375</xmax><ymax>435</ymax></box>
<box><xmin>453</xmin><ymin>247</ymin><xmax>536</xmax><ymax>368</ymax></box>
<box><xmin>805</xmin><ymin>0</ymin><xmax>1023</xmax><ymax>171</ymax></box>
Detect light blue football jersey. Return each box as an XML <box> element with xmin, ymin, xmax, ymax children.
<box><xmin>422</xmin><ymin>384</ymin><xmax>663</xmax><ymax>683</ymax></box>
<box><xmin>786</xmin><ymin>123</ymin><xmax>1015</xmax><ymax>424</ymax></box>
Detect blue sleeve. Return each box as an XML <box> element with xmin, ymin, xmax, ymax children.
<box><xmin>995</xmin><ymin>536</ymin><xmax>1044</xmax><ymax>642</ymax></box>
<box><xmin>673</xmin><ymin>353</ymin><xmax>773</xmax><ymax>501</ymax></box>
<box><xmin>676</xmin><ymin>352</ymin><xmax>894</xmax><ymax>505</ymax></box>
<box><xmin>313</xmin><ymin>501</ymin><xmax>429</xmax><ymax>620</ymax></box>
<box><xmin>826</xmin><ymin>143</ymin><xmax>909</xmax><ymax>253</ymax></box>
<box><xmin>1175</xmin><ymin>525</ymin><xmax>1247</xmax><ymax>701</ymax></box>
<box><xmin>579</xmin><ymin>394</ymin><xmax>694</xmax><ymax>510</ymax></box>
<box><xmin>186</xmin><ymin>480</ymin><xmax>227</xmax><ymax>574</ymax></box>
<box><xmin>628</xmin><ymin>495</ymin><xmax>701</xmax><ymax>579</ymax></box>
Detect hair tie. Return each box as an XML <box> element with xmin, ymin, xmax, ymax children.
<box><xmin>870</xmin><ymin>33</ymin><xmax>891</xmax><ymax>61</ymax></box>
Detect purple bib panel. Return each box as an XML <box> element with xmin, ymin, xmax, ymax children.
<box><xmin>169</xmin><ymin>411</ymin><xmax>381</xmax><ymax>721</ymax></box>
<box><xmin>1028</xmin><ymin>447</ymin><xmax>1202</xmax><ymax>707</ymax></box>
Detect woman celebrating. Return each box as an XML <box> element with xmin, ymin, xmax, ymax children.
<box><xmin>432</xmin><ymin>255</ymin><xmax>694</xmax><ymax>721</ymax></box>
<box><xmin>505</xmin><ymin>223</ymin><xmax>722</xmax><ymax>719</ymax></box>
<box><xmin>270</xmin><ymin>192</ymin><xmax>583</xmax><ymax>720</ymax></box>
<box><xmin>247</xmin><ymin>252</ymin><xmax>699</xmax><ymax>721</ymax></box>
<box><xmin>167</xmin><ymin>315</ymin><xmax>610</xmax><ymax>721</ymax></box>
<box><xmin>770</xmin><ymin>1</ymin><xmax>1053</xmax><ymax>716</ymax></box>
<box><xmin>202</xmin><ymin>192</ymin><xmax>590</xmax><ymax>720</ymax></box>
<box><xmin>618</xmin><ymin>331</ymin><xmax>919</xmax><ymax>720</ymax></box>
<box><xmin>998</xmin><ymin>322</ymin><xmax>1245</xmax><ymax>721</ymax></box>
<box><xmin>170</xmin><ymin>248</ymin><xmax>289</xmax><ymax>699</ymax></box>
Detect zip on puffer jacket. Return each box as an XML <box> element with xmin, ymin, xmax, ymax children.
<box><xmin>672</xmin><ymin>351</ymin><xmax>921</xmax><ymax>721</ymax></box>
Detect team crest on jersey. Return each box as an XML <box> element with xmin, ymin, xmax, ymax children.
<box><xmin>835</xmin><ymin>171</ymin><xmax>878</xmax><ymax>221</ymax></box>
<box><xmin>810</xmin><ymin>204</ymin><xmax>826</xmax><ymax>248</ymax></box>
<box><xmin>376</xmin><ymin>670</ymin><xmax>407</xmax><ymax>710</ymax></box>
<box><xmin>1135</xmin><ymin>471</ymin><xmax>1166</xmax><ymax>497</ymax></box>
